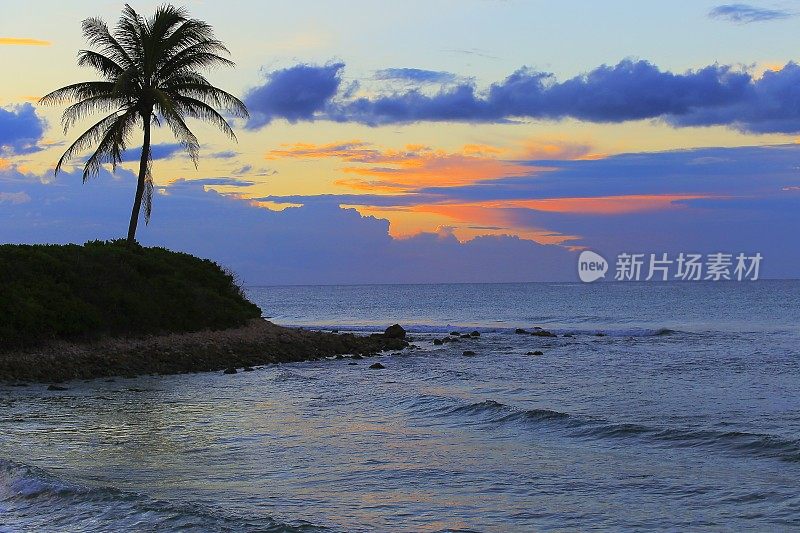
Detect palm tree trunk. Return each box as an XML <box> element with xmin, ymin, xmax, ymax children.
<box><xmin>127</xmin><ymin>117</ymin><xmax>151</xmax><ymax>245</ymax></box>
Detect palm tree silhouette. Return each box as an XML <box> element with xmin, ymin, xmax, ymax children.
<box><xmin>41</xmin><ymin>4</ymin><xmax>248</xmax><ymax>244</ymax></box>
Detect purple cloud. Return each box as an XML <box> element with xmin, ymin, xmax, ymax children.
<box><xmin>0</xmin><ymin>103</ymin><xmax>45</xmax><ymax>154</ymax></box>
<box><xmin>244</xmin><ymin>62</ymin><xmax>345</xmax><ymax>128</ymax></box>
<box><xmin>244</xmin><ymin>59</ymin><xmax>800</xmax><ymax>133</ymax></box>
<box><xmin>709</xmin><ymin>4</ymin><xmax>793</xmax><ymax>23</ymax></box>
<box><xmin>374</xmin><ymin>68</ymin><xmax>458</xmax><ymax>84</ymax></box>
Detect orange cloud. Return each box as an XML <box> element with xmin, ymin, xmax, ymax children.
<box><xmin>496</xmin><ymin>194</ymin><xmax>710</xmax><ymax>214</ymax></box>
<box><xmin>266</xmin><ymin>140</ymin><xmax>379</xmax><ymax>162</ymax></box>
<box><xmin>0</xmin><ymin>158</ymin><xmax>10</xmax><ymax>171</ymax></box>
<box><xmin>518</xmin><ymin>138</ymin><xmax>605</xmax><ymax>160</ymax></box>
<box><xmin>0</xmin><ymin>37</ymin><xmax>50</xmax><ymax>46</ymax></box>
<box><xmin>351</xmin><ymin>202</ymin><xmax>576</xmax><ymax>245</ymax></box>
<box><xmin>403</xmin><ymin>203</ymin><xmax>577</xmax><ymax>244</ymax></box>
<box><xmin>267</xmin><ymin>140</ymin><xmax>532</xmax><ymax>190</ymax></box>
<box><xmin>351</xmin><ymin>193</ymin><xmax>712</xmax><ymax>247</ymax></box>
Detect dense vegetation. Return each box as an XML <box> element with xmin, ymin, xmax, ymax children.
<box><xmin>0</xmin><ymin>241</ymin><xmax>262</xmax><ymax>350</ymax></box>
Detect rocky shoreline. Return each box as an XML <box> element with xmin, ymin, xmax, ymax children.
<box><xmin>0</xmin><ymin>319</ymin><xmax>409</xmax><ymax>384</ymax></box>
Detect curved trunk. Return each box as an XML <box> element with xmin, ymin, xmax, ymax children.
<box><xmin>126</xmin><ymin>117</ymin><xmax>151</xmax><ymax>245</ymax></box>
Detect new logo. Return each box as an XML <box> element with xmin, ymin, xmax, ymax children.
<box><xmin>578</xmin><ymin>251</ymin><xmax>608</xmax><ymax>282</ymax></box>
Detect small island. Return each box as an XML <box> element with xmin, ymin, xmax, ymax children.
<box><xmin>0</xmin><ymin>241</ymin><xmax>407</xmax><ymax>383</ymax></box>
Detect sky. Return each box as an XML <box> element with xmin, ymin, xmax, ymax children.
<box><xmin>1</xmin><ymin>0</ymin><xmax>800</xmax><ymax>283</ymax></box>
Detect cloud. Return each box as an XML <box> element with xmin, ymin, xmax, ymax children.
<box><xmin>374</xmin><ymin>68</ymin><xmax>458</xmax><ymax>84</ymax></box>
<box><xmin>208</xmin><ymin>150</ymin><xmax>238</xmax><ymax>159</ymax></box>
<box><xmin>334</xmin><ymin>60</ymin><xmax>753</xmax><ymax>126</ymax></box>
<box><xmin>244</xmin><ymin>63</ymin><xmax>344</xmax><ymax>128</ymax></box>
<box><xmin>0</xmin><ymin>191</ymin><xmax>31</xmax><ymax>204</ymax></box>
<box><xmin>266</xmin><ymin>140</ymin><xmax>530</xmax><ymax>190</ymax></box>
<box><xmin>0</xmin><ymin>37</ymin><xmax>50</xmax><ymax>46</ymax></box>
<box><xmin>3</xmin><ymin>144</ymin><xmax>800</xmax><ymax>280</ymax></box>
<box><xmin>245</xmin><ymin>59</ymin><xmax>800</xmax><ymax>133</ymax></box>
<box><xmin>184</xmin><ymin>177</ymin><xmax>256</xmax><ymax>188</ymax></box>
<box><xmin>231</xmin><ymin>164</ymin><xmax>277</xmax><ymax>177</ymax></box>
<box><xmin>0</xmin><ymin>103</ymin><xmax>45</xmax><ymax>154</ymax></box>
<box><xmin>121</xmin><ymin>142</ymin><xmax>185</xmax><ymax>162</ymax></box>
<box><xmin>261</xmin><ymin>143</ymin><xmax>800</xmax><ymax>272</ymax></box>
<box><xmin>0</xmin><ymin>168</ymin><xmax>576</xmax><ymax>284</ymax></box>
<box><xmin>709</xmin><ymin>4</ymin><xmax>793</xmax><ymax>23</ymax></box>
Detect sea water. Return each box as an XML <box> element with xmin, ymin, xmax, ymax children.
<box><xmin>1</xmin><ymin>281</ymin><xmax>799</xmax><ymax>531</ymax></box>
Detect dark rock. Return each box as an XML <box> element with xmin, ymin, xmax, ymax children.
<box><xmin>462</xmin><ymin>350</ymin><xmax>476</xmax><ymax>356</ymax></box>
<box><xmin>47</xmin><ymin>384</ymin><xmax>68</xmax><ymax>391</ymax></box>
<box><xmin>330</xmin><ymin>329</ymin><xmax>339</xmax><ymax>333</ymax></box>
<box><xmin>470</xmin><ymin>331</ymin><xmax>481</xmax><ymax>337</ymax></box>
<box><xmin>533</xmin><ymin>326</ymin><xmax>542</xmax><ymax>330</ymax></box>
<box><xmin>562</xmin><ymin>333</ymin><xmax>574</xmax><ymax>338</ymax></box>
<box><xmin>531</xmin><ymin>330</ymin><xmax>556</xmax><ymax>337</ymax></box>
<box><xmin>595</xmin><ymin>332</ymin><xmax>606</xmax><ymax>337</ymax></box>
<box><xmin>335</xmin><ymin>354</ymin><xmax>344</xmax><ymax>359</ymax></box>
<box><xmin>223</xmin><ymin>367</ymin><xmax>237</xmax><ymax>374</ymax></box>
<box><xmin>450</xmin><ymin>331</ymin><xmax>460</xmax><ymax>336</ymax></box>
<box><xmin>351</xmin><ymin>354</ymin><xmax>364</xmax><ymax>360</ymax></box>
<box><xmin>384</xmin><ymin>324</ymin><xmax>406</xmax><ymax>339</ymax></box>
<box><xmin>515</xmin><ymin>328</ymin><xmax>528</xmax><ymax>334</ymax></box>
<box><xmin>526</xmin><ymin>350</ymin><xmax>544</xmax><ymax>356</ymax></box>
<box><xmin>433</xmin><ymin>339</ymin><xmax>444</xmax><ymax>345</ymax></box>
<box><xmin>243</xmin><ymin>366</ymin><xmax>255</xmax><ymax>372</ymax></box>
<box><xmin>369</xmin><ymin>362</ymin><xmax>386</xmax><ymax>369</ymax></box>
<box><xmin>460</xmin><ymin>334</ymin><xmax>472</xmax><ymax>338</ymax></box>
<box><xmin>348</xmin><ymin>362</ymin><xmax>358</xmax><ymax>365</ymax></box>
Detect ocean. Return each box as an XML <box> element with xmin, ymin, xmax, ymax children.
<box><xmin>1</xmin><ymin>281</ymin><xmax>799</xmax><ymax>532</ymax></box>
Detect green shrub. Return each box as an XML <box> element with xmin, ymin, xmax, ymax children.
<box><xmin>0</xmin><ymin>240</ymin><xmax>262</xmax><ymax>350</ymax></box>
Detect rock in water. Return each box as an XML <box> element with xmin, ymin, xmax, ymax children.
<box><xmin>47</xmin><ymin>384</ymin><xmax>68</xmax><ymax>391</ymax></box>
<box><xmin>384</xmin><ymin>324</ymin><xmax>406</xmax><ymax>339</ymax></box>
<box><xmin>433</xmin><ymin>338</ymin><xmax>444</xmax><ymax>345</ymax></box>
<box><xmin>470</xmin><ymin>331</ymin><xmax>481</xmax><ymax>337</ymax></box>
<box><xmin>531</xmin><ymin>330</ymin><xmax>556</xmax><ymax>337</ymax></box>
<box><xmin>369</xmin><ymin>362</ymin><xmax>386</xmax><ymax>369</ymax></box>
<box><xmin>515</xmin><ymin>328</ymin><xmax>528</xmax><ymax>334</ymax></box>
<box><xmin>463</xmin><ymin>350</ymin><xmax>476</xmax><ymax>356</ymax></box>
<box><xmin>450</xmin><ymin>331</ymin><xmax>460</xmax><ymax>336</ymax></box>
<box><xmin>223</xmin><ymin>367</ymin><xmax>237</xmax><ymax>374</ymax></box>
<box><xmin>526</xmin><ymin>351</ymin><xmax>544</xmax><ymax>356</ymax></box>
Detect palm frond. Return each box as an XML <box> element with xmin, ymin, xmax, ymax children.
<box><xmin>77</xmin><ymin>49</ymin><xmax>126</xmax><ymax>80</ymax></box>
<box><xmin>143</xmin><ymin>162</ymin><xmax>154</xmax><ymax>223</ymax></box>
<box><xmin>159</xmin><ymin>47</ymin><xmax>234</xmax><ymax>78</ymax></box>
<box><xmin>82</xmin><ymin>108</ymin><xmax>138</xmax><ymax>180</ymax></box>
<box><xmin>61</xmin><ymin>95</ymin><xmax>127</xmax><ymax>132</ymax></box>
<box><xmin>172</xmin><ymin>95</ymin><xmax>238</xmax><ymax>141</ymax></box>
<box><xmin>39</xmin><ymin>81</ymin><xmax>116</xmax><ymax>106</ymax></box>
<box><xmin>54</xmin><ymin>111</ymin><xmax>122</xmax><ymax>176</ymax></box>
<box><xmin>81</xmin><ymin>17</ymin><xmax>134</xmax><ymax>70</ymax></box>
<box><xmin>167</xmin><ymin>83</ymin><xmax>248</xmax><ymax>118</ymax></box>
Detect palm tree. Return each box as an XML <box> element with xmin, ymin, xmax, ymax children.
<box><xmin>41</xmin><ymin>4</ymin><xmax>248</xmax><ymax>244</ymax></box>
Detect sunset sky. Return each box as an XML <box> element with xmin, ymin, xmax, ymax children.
<box><xmin>2</xmin><ymin>0</ymin><xmax>800</xmax><ymax>283</ymax></box>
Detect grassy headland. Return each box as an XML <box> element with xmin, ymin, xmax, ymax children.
<box><xmin>0</xmin><ymin>241</ymin><xmax>407</xmax><ymax>382</ymax></box>
<box><xmin>0</xmin><ymin>240</ymin><xmax>261</xmax><ymax>350</ymax></box>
